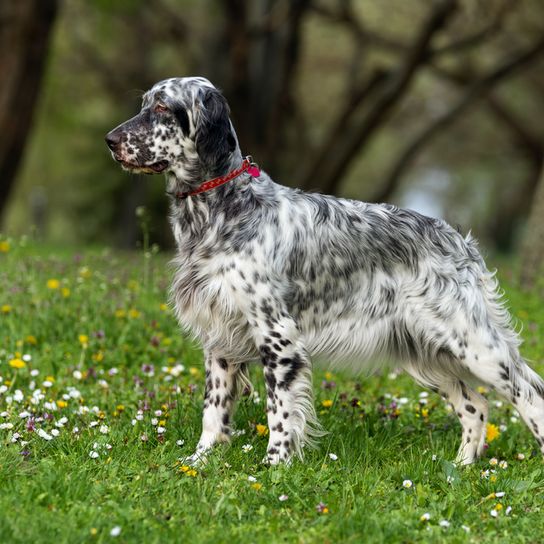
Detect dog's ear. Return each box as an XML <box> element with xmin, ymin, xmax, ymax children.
<box><xmin>195</xmin><ymin>87</ymin><xmax>237</xmax><ymax>174</ymax></box>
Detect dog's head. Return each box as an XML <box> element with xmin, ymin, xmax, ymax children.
<box><xmin>105</xmin><ymin>77</ymin><xmax>238</xmax><ymax>184</ymax></box>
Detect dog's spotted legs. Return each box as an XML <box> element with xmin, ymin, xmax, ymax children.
<box><xmin>252</xmin><ymin>309</ymin><xmax>318</xmax><ymax>464</ymax></box>
<box><xmin>184</xmin><ymin>353</ymin><xmax>239</xmax><ymax>465</ymax></box>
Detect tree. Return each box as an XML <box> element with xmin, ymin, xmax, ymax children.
<box><xmin>520</xmin><ymin>164</ymin><xmax>544</xmax><ymax>289</ymax></box>
<box><xmin>0</xmin><ymin>0</ymin><xmax>58</xmax><ymax>224</ymax></box>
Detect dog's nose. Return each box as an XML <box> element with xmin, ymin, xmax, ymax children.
<box><xmin>105</xmin><ymin>130</ymin><xmax>121</xmax><ymax>150</ymax></box>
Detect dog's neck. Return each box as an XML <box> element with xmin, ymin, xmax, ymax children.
<box><xmin>166</xmin><ymin>149</ymin><xmax>252</xmax><ymax>238</ymax></box>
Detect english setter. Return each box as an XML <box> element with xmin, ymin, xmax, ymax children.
<box><xmin>106</xmin><ymin>77</ymin><xmax>544</xmax><ymax>466</ymax></box>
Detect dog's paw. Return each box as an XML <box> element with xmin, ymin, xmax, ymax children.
<box><xmin>262</xmin><ymin>448</ymin><xmax>292</xmax><ymax>466</ymax></box>
<box><xmin>180</xmin><ymin>450</ymin><xmax>208</xmax><ymax>467</ymax></box>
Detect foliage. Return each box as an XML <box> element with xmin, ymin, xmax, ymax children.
<box><xmin>0</xmin><ymin>239</ymin><xmax>543</xmax><ymax>542</ymax></box>
<box><xmin>4</xmin><ymin>0</ymin><xmax>544</xmax><ymax>250</ymax></box>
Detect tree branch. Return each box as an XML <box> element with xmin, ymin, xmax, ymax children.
<box><xmin>372</xmin><ymin>36</ymin><xmax>544</xmax><ymax>203</ymax></box>
<box><xmin>300</xmin><ymin>0</ymin><xmax>457</xmax><ymax>193</ymax></box>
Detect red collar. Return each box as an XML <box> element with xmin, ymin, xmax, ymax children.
<box><xmin>175</xmin><ymin>156</ymin><xmax>260</xmax><ymax>200</ymax></box>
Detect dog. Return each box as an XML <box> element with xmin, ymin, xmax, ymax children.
<box><xmin>106</xmin><ymin>76</ymin><xmax>544</xmax><ymax>466</ymax></box>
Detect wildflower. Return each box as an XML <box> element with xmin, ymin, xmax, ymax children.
<box><xmin>278</xmin><ymin>494</ymin><xmax>289</xmax><ymax>502</ymax></box>
<box><xmin>51</xmin><ymin>429</ymin><xmax>60</xmax><ymax>437</ymax></box>
<box><xmin>0</xmin><ymin>240</ymin><xmax>10</xmax><ymax>253</ymax></box>
<box><xmin>439</xmin><ymin>520</ymin><xmax>450</xmax><ymax>528</ymax></box>
<box><xmin>114</xmin><ymin>309</ymin><xmax>126</xmax><ymax>318</ymax></box>
<box><xmin>247</xmin><ymin>476</ymin><xmax>257</xmax><ymax>482</ymax></box>
<box><xmin>0</xmin><ymin>423</ymin><xmax>14</xmax><ymax>430</ymax></box>
<box><xmin>110</xmin><ymin>527</ymin><xmax>121</xmax><ymax>537</ymax></box>
<box><xmin>79</xmin><ymin>266</ymin><xmax>92</xmax><ymax>279</ymax></box>
<box><xmin>140</xmin><ymin>434</ymin><xmax>148</xmax><ymax>442</ymax></box>
<box><xmin>242</xmin><ymin>444</ymin><xmax>253</xmax><ymax>452</ymax></box>
<box><xmin>47</xmin><ymin>279</ymin><xmax>60</xmax><ymax>290</ymax></box>
<box><xmin>499</xmin><ymin>460</ymin><xmax>508</xmax><ymax>470</ymax></box>
<box><xmin>37</xmin><ymin>429</ymin><xmax>53</xmax><ymax>440</ymax></box>
<box><xmin>160</xmin><ymin>303</ymin><xmax>168</xmax><ymax>311</ymax></box>
<box><xmin>402</xmin><ymin>479</ymin><xmax>413</xmax><ymax>489</ymax></box>
<box><xmin>489</xmin><ymin>457</ymin><xmax>498</xmax><ymax>466</ymax></box>
<box><xmin>486</xmin><ymin>423</ymin><xmax>500</xmax><ymax>442</ymax></box>
<box><xmin>73</xmin><ymin>370</ymin><xmax>83</xmax><ymax>380</ymax></box>
<box><xmin>128</xmin><ymin>308</ymin><xmax>141</xmax><ymax>319</ymax></box>
<box><xmin>256</xmin><ymin>424</ymin><xmax>268</xmax><ymax>436</ymax></box>
<box><xmin>1</xmin><ymin>304</ymin><xmax>11</xmax><ymax>314</ymax></box>
<box><xmin>251</xmin><ymin>482</ymin><xmax>262</xmax><ymax>491</ymax></box>
<box><xmin>61</xmin><ymin>287</ymin><xmax>70</xmax><ymax>298</ymax></box>
<box><xmin>26</xmin><ymin>335</ymin><xmax>37</xmax><ymax>345</ymax></box>
<box><xmin>9</xmin><ymin>358</ymin><xmax>26</xmax><ymax>369</ymax></box>
<box><xmin>329</xmin><ymin>453</ymin><xmax>338</xmax><ymax>461</ymax></box>
<box><xmin>89</xmin><ymin>451</ymin><xmax>99</xmax><ymax>458</ymax></box>
<box><xmin>90</xmin><ymin>528</ymin><xmax>98</xmax><ymax>536</ymax></box>
<box><xmin>490</xmin><ymin>509</ymin><xmax>498</xmax><ymax>518</ymax></box>
<box><xmin>505</xmin><ymin>506</ymin><xmax>512</xmax><ymax>516</ymax></box>
<box><xmin>516</xmin><ymin>453</ymin><xmax>525</xmax><ymax>460</ymax></box>
<box><xmin>461</xmin><ymin>525</ymin><xmax>470</xmax><ymax>533</ymax></box>
<box><xmin>316</xmin><ymin>502</ymin><xmax>329</xmax><ymax>514</ymax></box>
<box><xmin>420</xmin><ymin>513</ymin><xmax>431</xmax><ymax>522</ymax></box>
<box><xmin>56</xmin><ymin>400</ymin><xmax>67</xmax><ymax>409</ymax></box>
<box><xmin>176</xmin><ymin>439</ymin><xmax>185</xmax><ymax>446</ymax></box>
<box><xmin>79</xmin><ymin>334</ymin><xmax>89</xmax><ymax>348</ymax></box>
<box><xmin>322</xmin><ymin>399</ymin><xmax>333</xmax><ymax>408</ymax></box>
<box><xmin>157</xmin><ymin>426</ymin><xmax>166</xmax><ymax>434</ymax></box>
<box><xmin>100</xmin><ymin>425</ymin><xmax>109</xmax><ymax>434</ymax></box>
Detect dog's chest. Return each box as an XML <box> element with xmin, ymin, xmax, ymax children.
<box><xmin>169</xmin><ymin>247</ymin><xmax>253</xmax><ymax>350</ymax></box>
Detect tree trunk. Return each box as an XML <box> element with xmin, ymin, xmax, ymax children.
<box><xmin>0</xmin><ymin>0</ymin><xmax>58</xmax><ymax>226</ymax></box>
<box><xmin>520</xmin><ymin>161</ymin><xmax>544</xmax><ymax>290</ymax></box>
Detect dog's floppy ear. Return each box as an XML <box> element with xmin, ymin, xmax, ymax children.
<box><xmin>195</xmin><ymin>87</ymin><xmax>237</xmax><ymax>175</ymax></box>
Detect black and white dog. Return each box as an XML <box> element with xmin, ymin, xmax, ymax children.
<box><xmin>106</xmin><ymin>77</ymin><xmax>544</xmax><ymax>466</ymax></box>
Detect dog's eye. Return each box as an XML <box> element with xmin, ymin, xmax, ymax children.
<box><xmin>155</xmin><ymin>103</ymin><xmax>169</xmax><ymax>113</ymax></box>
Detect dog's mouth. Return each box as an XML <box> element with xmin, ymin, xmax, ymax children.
<box><xmin>116</xmin><ymin>157</ymin><xmax>170</xmax><ymax>174</ymax></box>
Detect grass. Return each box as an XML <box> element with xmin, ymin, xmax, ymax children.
<box><xmin>1</xmin><ymin>238</ymin><xmax>544</xmax><ymax>543</ymax></box>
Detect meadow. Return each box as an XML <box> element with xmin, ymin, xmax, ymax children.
<box><xmin>1</xmin><ymin>237</ymin><xmax>543</xmax><ymax>543</ymax></box>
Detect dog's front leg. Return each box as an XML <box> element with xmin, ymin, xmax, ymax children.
<box><xmin>253</xmin><ymin>317</ymin><xmax>319</xmax><ymax>465</ymax></box>
<box><xmin>184</xmin><ymin>352</ymin><xmax>239</xmax><ymax>465</ymax></box>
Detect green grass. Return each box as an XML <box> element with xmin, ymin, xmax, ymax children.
<box><xmin>1</xmin><ymin>239</ymin><xmax>544</xmax><ymax>543</ymax></box>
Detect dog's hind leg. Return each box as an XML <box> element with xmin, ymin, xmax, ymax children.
<box><xmin>184</xmin><ymin>352</ymin><xmax>246</xmax><ymax>465</ymax></box>
<box><xmin>404</xmin><ymin>364</ymin><xmax>488</xmax><ymax>465</ymax></box>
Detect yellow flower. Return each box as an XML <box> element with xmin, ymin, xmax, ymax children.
<box><xmin>128</xmin><ymin>308</ymin><xmax>141</xmax><ymax>319</ymax></box>
<box><xmin>256</xmin><ymin>424</ymin><xmax>268</xmax><ymax>436</ymax></box>
<box><xmin>251</xmin><ymin>482</ymin><xmax>263</xmax><ymax>491</ymax></box>
<box><xmin>47</xmin><ymin>279</ymin><xmax>60</xmax><ymax>290</ymax></box>
<box><xmin>92</xmin><ymin>351</ymin><xmax>104</xmax><ymax>362</ymax></box>
<box><xmin>179</xmin><ymin>465</ymin><xmax>190</xmax><ymax>473</ymax></box>
<box><xmin>1</xmin><ymin>304</ymin><xmax>11</xmax><ymax>314</ymax></box>
<box><xmin>90</xmin><ymin>528</ymin><xmax>98</xmax><ymax>536</ymax></box>
<box><xmin>322</xmin><ymin>399</ymin><xmax>333</xmax><ymax>408</ymax></box>
<box><xmin>0</xmin><ymin>240</ymin><xmax>10</xmax><ymax>253</ymax></box>
<box><xmin>45</xmin><ymin>375</ymin><xmax>55</xmax><ymax>383</ymax></box>
<box><xmin>79</xmin><ymin>266</ymin><xmax>92</xmax><ymax>279</ymax></box>
<box><xmin>159</xmin><ymin>303</ymin><xmax>168</xmax><ymax>311</ymax></box>
<box><xmin>486</xmin><ymin>423</ymin><xmax>500</xmax><ymax>443</ymax></box>
<box><xmin>187</xmin><ymin>469</ymin><xmax>197</xmax><ymax>477</ymax></box>
<box><xmin>116</xmin><ymin>404</ymin><xmax>125</xmax><ymax>412</ymax></box>
<box><xmin>114</xmin><ymin>309</ymin><xmax>126</xmax><ymax>318</ymax></box>
<box><xmin>495</xmin><ymin>503</ymin><xmax>503</xmax><ymax>511</ymax></box>
<box><xmin>189</xmin><ymin>367</ymin><xmax>200</xmax><ymax>377</ymax></box>
<box><xmin>26</xmin><ymin>335</ymin><xmax>37</xmax><ymax>345</ymax></box>
<box><xmin>9</xmin><ymin>358</ymin><xmax>26</xmax><ymax>369</ymax></box>
<box><xmin>477</xmin><ymin>386</ymin><xmax>488</xmax><ymax>395</ymax></box>
<box><xmin>61</xmin><ymin>287</ymin><xmax>70</xmax><ymax>298</ymax></box>
<box><xmin>56</xmin><ymin>400</ymin><xmax>68</xmax><ymax>408</ymax></box>
<box><xmin>324</xmin><ymin>371</ymin><xmax>334</xmax><ymax>380</ymax></box>
<box><xmin>421</xmin><ymin>408</ymin><xmax>429</xmax><ymax>418</ymax></box>
<box><xmin>79</xmin><ymin>334</ymin><xmax>89</xmax><ymax>347</ymax></box>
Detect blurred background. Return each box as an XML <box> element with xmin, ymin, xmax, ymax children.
<box><xmin>1</xmin><ymin>0</ymin><xmax>544</xmax><ymax>284</ymax></box>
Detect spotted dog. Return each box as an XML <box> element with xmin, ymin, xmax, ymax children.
<box><xmin>106</xmin><ymin>77</ymin><xmax>544</xmax><ymax>466</ymax></box>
